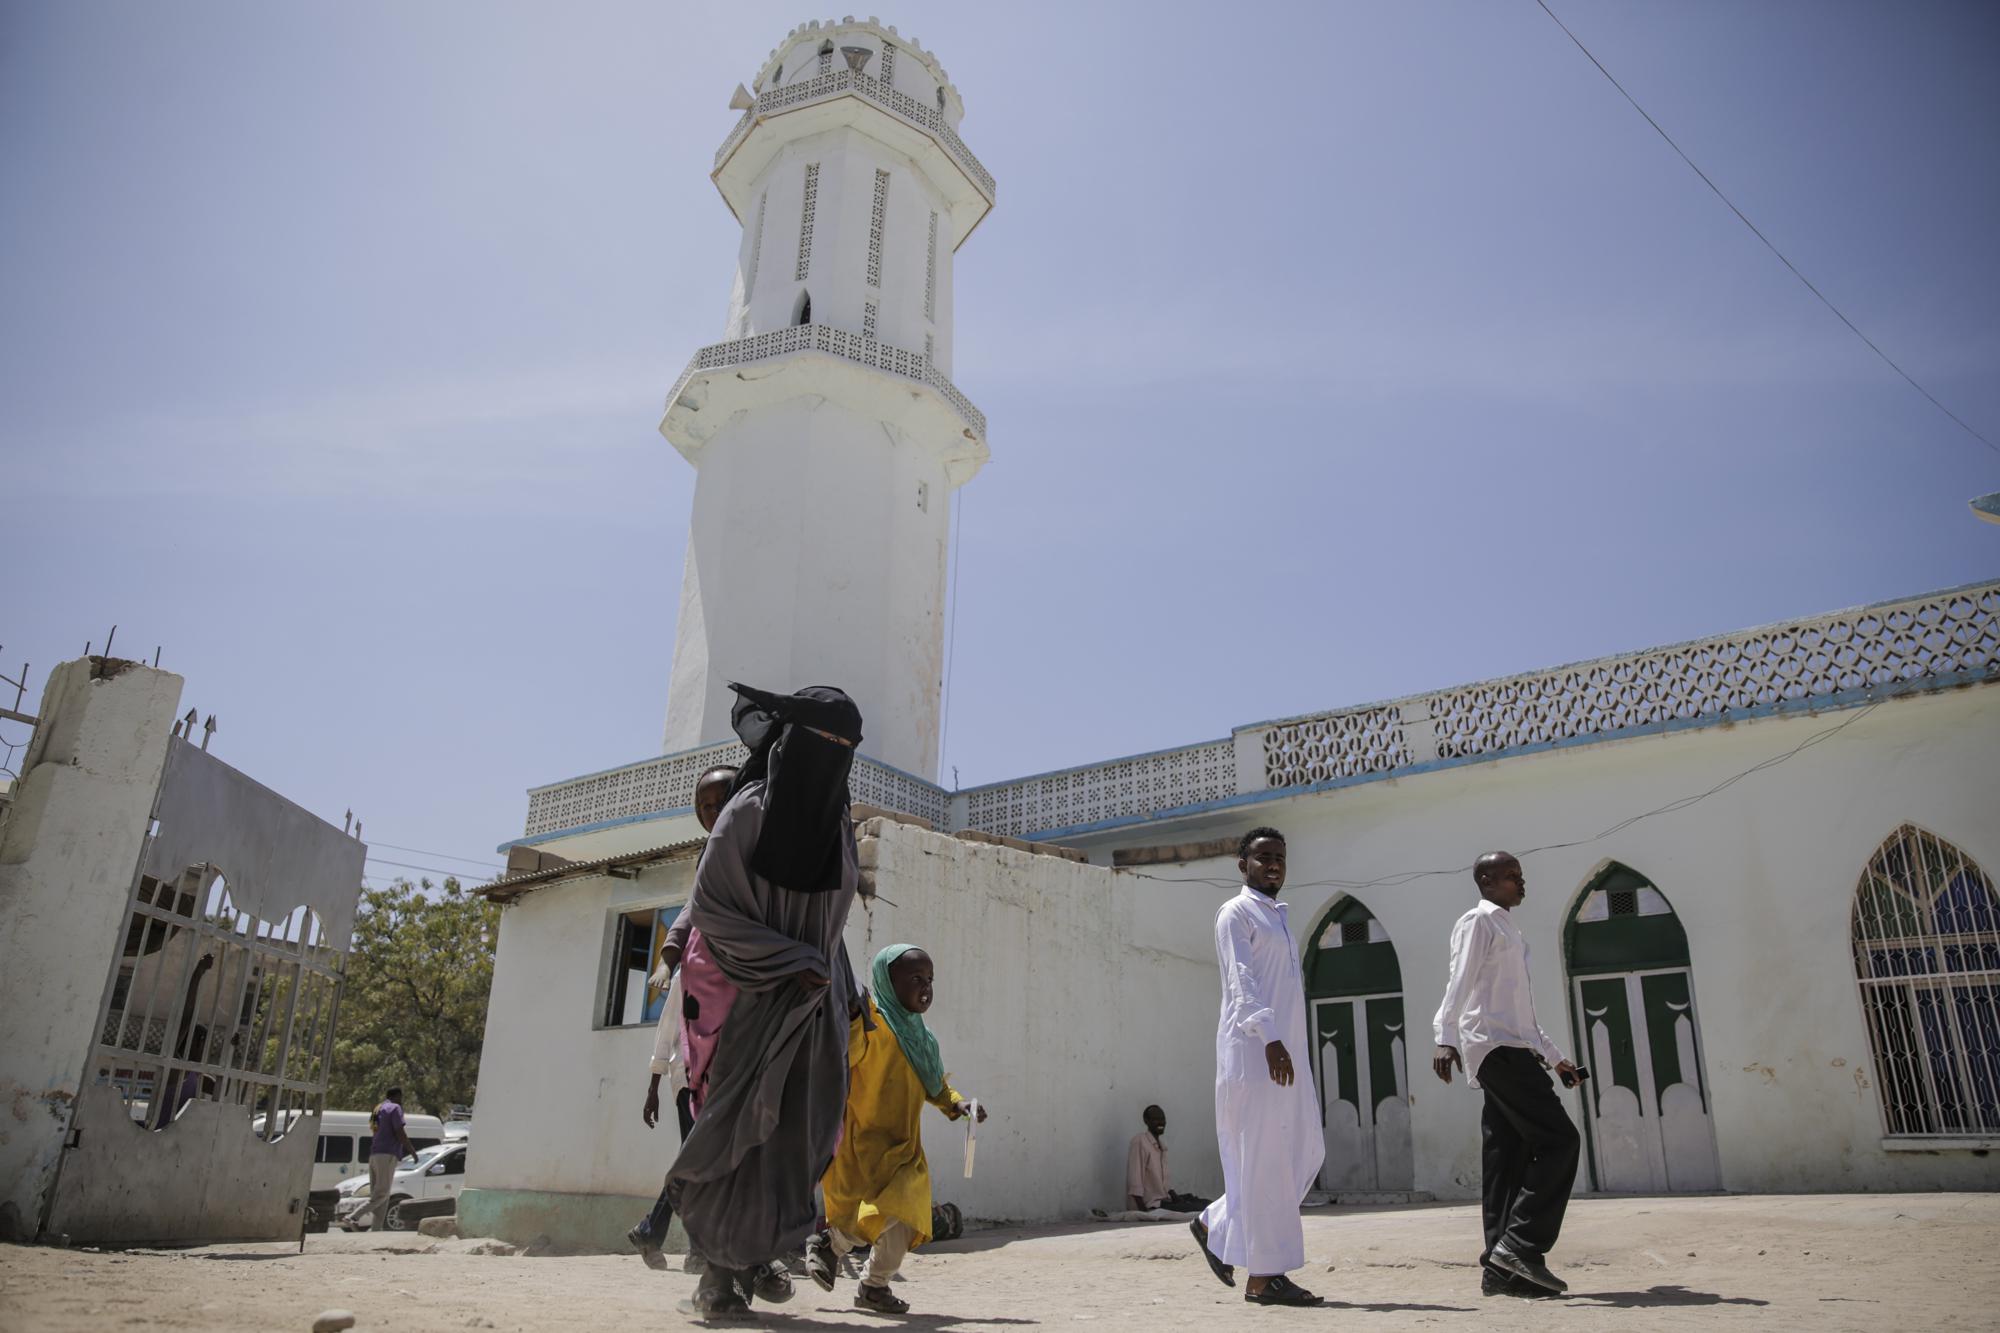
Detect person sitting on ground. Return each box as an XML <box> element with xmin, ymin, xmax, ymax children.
<box><xmin>1126</xmin><ymin>1104</ymin><xmax>1211</xmax><ymax>1214</ymax></box>
<box><xmin>807</xmin><ymin>944</ymin><xmax>988</xmax><ymax>1315</ymax></box>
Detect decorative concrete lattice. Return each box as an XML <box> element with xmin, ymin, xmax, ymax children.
<box><xmin>794</xmin><ymin>162</ymin><xmax>819</xmax><ymax>281</ymax></box>
<box><xmin>715</xmin><ymin>69</ymin><xmax>995</xmax><ymax>202</ymax></box>
<box><xmin>523</xmin><ymin>744</ymin><xmax>944</xmax><ymax>838</ymax></box>
<box><xmin>1426</xmin><ymin>585</ymin><xmax>2000</xmax><ymax>760</ymax></box>
<box><xmin>818</xmin><ymin>45</ymin><xmax>832</xmax><ymax>76</ymax></box>
<box><xmin>523</xmin><ymin>741</ymin><xmax>747</xmax><ymax>838</ymax></box>
<box><xmin>862</xmin><ymin>299</ymin><xmax>879</xmax><ymax>340</ymax></box>
<box><xmin>866</xmin><ymin>169</ymin><xmax>890</xmax><ymax>288</ymax></box>
<box><xmin>924</xmin><ymin>332</ymin><xmax>934</xmax><ymax>360</ymax></box>
<box><xmin>672</xmin><ymin>323</ymin><xmax>986</xmax><ymax>439</ymax></box>
<box><xmin>960</xmin><ymin>740</ymin><xmax>1238</xmax><ymax>839</ymax></box>
<box><xmin>850</xmin><ymin>758</ymin><xmax>949</xmax><ymax>829</ymax></box>
<box><xmin>878</xmin><ymin>42</ymin><xmax>896</xmax><ymax>90</ymax></box>
<box><xmin>1261</xmin><ymin>705</ymin><xmax>1413</xmax><ymax>789</ymax></box>
<box><xmin>924</xmin><ymin>212</ymin><xmax>938</xmax><ymax>321</ymax></box>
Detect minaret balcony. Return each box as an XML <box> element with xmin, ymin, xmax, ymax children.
<box><xmin>712</xmin><ymin>68</ymin><xmax>995</xmax><ymax>249</ymax></box>
<box><xmin>660</xmin><ymin>323</ymin><xmax>989</xmax><ymax>486</ymax></box>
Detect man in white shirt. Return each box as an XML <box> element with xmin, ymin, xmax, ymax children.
<box><xmin>1190</xmin><ymin>827</ymin><xmax>1326</xmax><ymax>1308</ymax></box>
<box><xmin>1432</xmin><ymin>851</ymin><xmax>1581</xmax><ymax>1297</ymax></box>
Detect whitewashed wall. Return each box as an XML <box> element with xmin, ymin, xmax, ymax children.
<box><xmin>0</xmin><ymin>659</ymin><xmax>183</xmax><ymax>1239</ymax></box>
<box><xmin>471</xmin><ymin>681</ymin><xmax>1999</xmax><ymax>1243</ymax></box>
<box><xmin>468</xmin><ymin>825</ymin><xmax>1234</xmax><ymax>1226</ymax></box>
<box><xmin>1087</xmin><ymin>682</ymin><xmax>2000</xmax><ymax>1198</ymax></box>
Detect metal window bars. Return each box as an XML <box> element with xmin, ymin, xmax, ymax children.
<box><xmin>1851</xmin><ymin>824</ymin><xmax>2000</xmax><ymax>1138</ymax></box>
<box><xmin>92</xmin><ymin>862</ymin><xmax>345</xmax><ymax>1142</ymax></box>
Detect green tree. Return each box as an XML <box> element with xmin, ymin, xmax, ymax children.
<box><xmin>326</xmin><ymin>877</ymin><xmax>499</xmax><ymax>1118</ymax></box>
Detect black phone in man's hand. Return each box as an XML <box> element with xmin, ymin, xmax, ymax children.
<box><xmin>1559</xmin><ymin>1065</ymin><xmax>1590</xmax><ymax>1089</ymax></box>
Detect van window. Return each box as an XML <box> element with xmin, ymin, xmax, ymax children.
<box><xmin>438</xmin><ymin>1150</ymin><xmax>467</xmax><ymax>1176</ymax></box>
<box><xmin>316</xmin><ymin>1135</ymin><xmax>354</xmax><ymax>1164</ymax></box>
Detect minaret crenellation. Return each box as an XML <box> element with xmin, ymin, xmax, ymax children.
<box><xmin>656</xmin><ymin>19</ymin><xmax>994</xmax><ymax>782</ymax></box>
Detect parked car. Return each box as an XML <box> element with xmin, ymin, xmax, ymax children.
<box><xmin>251</xmin><ymin>1107</ymin><xmax>445</xmax><ymax>1232</ymax></box>
<box><xmin>334</xmin><ymin>1141</ymin><xmax>470</xmax><ymax>1232</ymax></box>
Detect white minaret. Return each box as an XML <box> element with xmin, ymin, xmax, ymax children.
<box><xmin>659</xmin><ymin>19</ymin><xmax>993</xmax><ymax>783</ymax></box>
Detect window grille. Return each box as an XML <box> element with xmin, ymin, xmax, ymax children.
<box><xmin>795</xmin><ymin>162</ymin><xmax>819</xmax><ymax>282</ymax></box>
<box><xmin>1852</xmin><ymin>824</ymin><xmax>2000</xmax><ymax>1138</ymax></box>
<box><xmin>1608</xmin><ymin>888</ymin><xmax>1638</xmax><ymax>917</ymax></box>
<box><xmin>1341</xmin><ymin>921</ymin><xmax>1371</xmax><ymax>946</ymax></box>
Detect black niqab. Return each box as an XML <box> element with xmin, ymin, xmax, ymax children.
<box><xmin>727</xmin><ymin>682</ymin><xmax>863</xmax><ymax>895</ymax></box>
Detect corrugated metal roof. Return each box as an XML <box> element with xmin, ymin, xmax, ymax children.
<box><xmin>475</xmin><ymin>837</ymin><xmax>706</xmax><ymax>903</ymax></box>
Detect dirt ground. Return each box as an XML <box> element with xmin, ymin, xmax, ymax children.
<box><xmin>2</xmin><ymin>1193</ymin><xmax>1995</xmax><ymax>1332</ymax></box>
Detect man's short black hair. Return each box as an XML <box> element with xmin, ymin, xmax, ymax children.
<box><xmin>385</xmin><ymin>1087</ymin><xmax>403</xmax><ymax>1102</ymax></box>
<box><xmin>696</xmin><ymin>765</ymin><xmax>739</xmax><ymax>788</ymax></box>
<box><xmin>1238</xmin><ymin>826</ymin><xmax>1286</xmax><ymax>860</ymax></box>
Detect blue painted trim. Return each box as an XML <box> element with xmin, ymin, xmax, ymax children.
<box><xmin>495</xmin><ymin>805</ymin><xmax>695</xmax><ymax>854</ymax></box>
<box><xmin>1017</xmin><ymin>669</ymin><xmax>1995</xmax><ymax>844</ymax></box>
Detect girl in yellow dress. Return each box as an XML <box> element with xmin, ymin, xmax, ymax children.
<box><xmin>807</xmin><ymin>943</ymin><xmax>988</xmax><ymax>1314</ymax></box>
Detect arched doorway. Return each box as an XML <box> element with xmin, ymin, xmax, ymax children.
<box><xmin>1303</xmin><ymin>898</ymin><xmax>1411</xmax><ymax>1192</ymax></box>
<box><xmin>1565</xmin><ymin>863</ymin><xmax>1720</xmax><ymax>1192</ymax></box>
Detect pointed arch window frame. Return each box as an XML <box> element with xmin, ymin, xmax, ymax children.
<box><xmin>1850</xmin><ymin>823</ymin><xmax>2000</xmax><ymax>1143</ymax></box>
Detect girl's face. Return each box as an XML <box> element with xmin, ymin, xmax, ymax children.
<box><xmin>890</xmin><ymin>951</ymin><xmax>935</xmax><ymax>1014</ymax></box>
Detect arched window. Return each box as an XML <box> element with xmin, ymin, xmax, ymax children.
<box><xmin>1852</xmin><ymin>825</ymin><xmax>2000</xmax><ymax>1138</ymax></box>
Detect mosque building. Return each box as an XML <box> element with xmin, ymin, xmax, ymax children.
<box><xmin>459</xmin><ymin>18</ymin><xmax>2000</xmax><ymax>1249</ymax></box>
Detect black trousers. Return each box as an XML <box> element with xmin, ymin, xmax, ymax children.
<box><xmin>637</xmin><ymin>1087</ymin><xmax>699</xmax><ymax>1242</ymax></box>
<box><xmin>1477</xmin><ymin>1046</ymin><xmax>1580</xmax><ymax>1264</ymax></box>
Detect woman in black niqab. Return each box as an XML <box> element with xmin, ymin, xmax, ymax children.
<box><xmin>726</xmin><ymin>682</ymin><xmax>863</xmax><ymax>895</ymax></box>
<box><xmin>663</xmin><ymin>682</ymin><xmax>868</xmax><ymax>1314</ymax></box>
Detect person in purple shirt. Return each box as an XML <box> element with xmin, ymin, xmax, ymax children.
<box><xmin>357</xmin><ymin>1087</ymin><xmax>417</xmax><ymax>1230</ymax></box>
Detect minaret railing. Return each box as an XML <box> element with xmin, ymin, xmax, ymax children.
<box><xmin>667</xmin><ymin>323</ymin><xmax>987</xmax><ymax>441</ymax></box>
<box><xmin>714</xmin><ymin>68</ymin><xmax>996</xmax><ymax>202</ymax></box>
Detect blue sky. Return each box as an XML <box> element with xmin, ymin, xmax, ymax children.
<box><xmin>4</xmin><ymin>1</ymin><xmax>1995</xmax><ymax>885</ymax></box>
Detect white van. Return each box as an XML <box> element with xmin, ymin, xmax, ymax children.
<box><xmin>254</xmin><ymin>1108</ymin><xmax>447</xmax><ymax>1193</ymax></box>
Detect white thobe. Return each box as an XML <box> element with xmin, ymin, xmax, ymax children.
<box><xmin>1199</xmin><ymin>886</ymin><xmax>1325</xmax><ymax>1276</ymax></box>
<box><xmin>1430</xmin><ymin>899</ymin><xmax>1567</xmax><ymax>1089</ymax></box>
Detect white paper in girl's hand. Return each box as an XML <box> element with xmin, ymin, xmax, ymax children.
<box><xmin>962</xmin><ymin>1099</ymin><xmax>980</xmax><ymax>1178</ymax></box>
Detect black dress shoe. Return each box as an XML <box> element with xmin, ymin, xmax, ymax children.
<box><xmin>1488</xmin><ymin>1243</ymin><xmax>1567</xmax><ymax>1293</ymax></box>
<box><xmin>1481</xmin><ymin>1266</ymin><xmax>1549</xmax><ymax>1298</ymax></box>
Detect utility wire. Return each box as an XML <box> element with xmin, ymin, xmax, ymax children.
<box><xmin>365</xmin><ymin>840</ymin><xmax>502</xmax><ymax>871</ymax></box>
<box><xmin>364</xmin><ymin>855</ymin><xmax>486</xmax><ymax>881</ymax></box>
<box><xmin>1535</xmin><ymin>0</ymin><xmax>1998</xmax><ymax>460</ymax></box>
<box><xmin>1123</xmin><ymin>700</ymin><xmax>1880</xmax><ymax>894</ymax></box>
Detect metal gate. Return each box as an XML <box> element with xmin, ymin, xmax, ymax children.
<box><xmin>41</xmin><ymin>737</ymin><xmax>362</xmax><ymax>1246</ymax></box>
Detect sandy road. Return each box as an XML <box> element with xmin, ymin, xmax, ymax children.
<box><xmin>2</xmin><ymin>1192</ymin><xmax>1995</xmax><ymax>1331</ymax></box>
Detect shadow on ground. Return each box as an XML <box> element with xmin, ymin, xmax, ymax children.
<box><xmin>1567</xmin><ymin>1285</ymin><xmax>1769</xmax><ymax>1308</ymax></box>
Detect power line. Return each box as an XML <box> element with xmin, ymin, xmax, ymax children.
<box><xmin>365</xmin><ymin>840</ymin><xmax>502</xmax><ymax>871</ymax></box>
<box><xmin>364</xmin><ymin>855</ymin><xmax>486</xmax><ymax>881</ymax></box>
<box><xmin>1124</xmin><ymin>700</ymin><xmax>1881</xmax><ymax>895</ymax></box>
<box><xmin>1534</xmin><ymin>0</ymin><xmax>1998</xmax><ymax>460</ymax></box>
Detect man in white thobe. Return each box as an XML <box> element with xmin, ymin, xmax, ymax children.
<box><xmin>1191</xmin><ymin>827</ymin><xmax>1326</xmax><ymax>1307</ymax></box>
<box><xmin>1432</xmin><ymin>850</ymin><xmax>1581</xmax><ymax>1298</ymax></box>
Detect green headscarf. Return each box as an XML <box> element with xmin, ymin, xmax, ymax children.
<box><xmin>870</xmin><ymin>943</ymin><xmax>946</xmax><ymax>1099</ymax></box>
